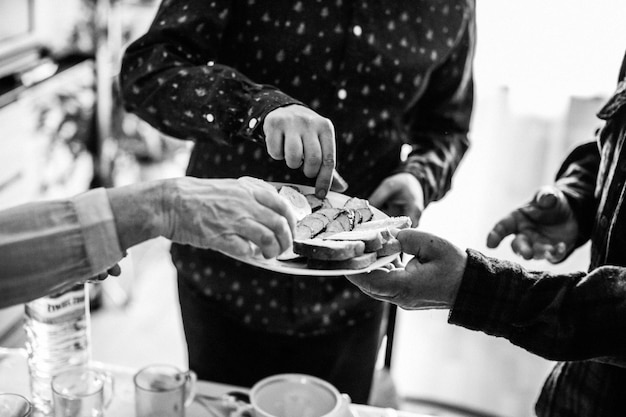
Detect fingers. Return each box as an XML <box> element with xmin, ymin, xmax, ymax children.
<box><xmin>219</xmin><ymin>235</ymin><xmax>256</xmax><ymax>258</ymax></box>
<box><xmin>510</xmin><ymin>234</ymin><xmax>533</xmax><ymax>259</ymax></box>
<box><xmin>301</xmin><ymin>130</ymin><xmax>322</xmax><ymax>177</ymax></box>
<box><xmin>284</xmin><ymin>130</ymin><xmax>304</xmax><ymax>169</ymax></box>
<box><xmin>314</xmin><ymin>125</ymin><xmax>335</xmax><ymax>199</ymax></box>
<box><xmin>533</xmin><ymin>186</ymin><xmax>559</xmax><ymax>209</ymax></box>
<box><xmin>252</xmin><ymin>188</ymin><xmax>297</xmax><ymax>235</ymax></box>
<box><xmin>486</xmin><ymin>212</ymin><xmax>521</xmax><ymax>248</ymax></box>
<box><xmin>395</xmin><ymin>229</ymin><xmax>436</xmax><ymax>259</ymax></box>
<box><xmin>545</xmin><ymin>242</ymin><xmax>567</xmax><ymax>263</ymax></box>
<box><xmin>263</xmin><ymin>106</ymin><xmax>336</xmax><ymax>199</ymax></box>
<box><xmin>346</xmin><ymin>269</ymin><xmax>409</xmax><ymax>302</ymax></box>
<box><xmin>265</xmin><ymin>126</ymin><xmax>285</xmax><ymax>161</ymax></box>
<box><xmin>233</xmin><ymin>220</ymin><xmax>281</xmax><ymax>258</ymax></box>
<box><xmin>367</xmin><ymin>181</ymin><xmax>395</xmax><ymax>209</ymax></box>
<box><xmin>107</xmin><ymin>263</ymin><xmax>122</xmax><ymax>276</ymax></box>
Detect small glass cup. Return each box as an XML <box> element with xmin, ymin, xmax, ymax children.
<box><xmin>134</xmin><ymin>364</ymin><xmax>197</xmax><ymax>417</ymax></box>
<box><xmin>51</xmin><ymin>368</ymin><xmax>114</xmax><ymax>417</ymax></box>
<box><xmin>0</xmin><ymin>393</ymin><xmax>32</xmax><ymax>417</ymax></box>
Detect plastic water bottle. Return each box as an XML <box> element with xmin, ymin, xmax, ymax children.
<box><xmin>24</xmin><ymin>283</ymin><xmax>92</xmax><ymax>416</ymax></box>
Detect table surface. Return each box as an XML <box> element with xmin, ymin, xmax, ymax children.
<box><xmin>0</xmin><ymin>347</ymin><xmax>428</xmax><ymax>417</ymax></box>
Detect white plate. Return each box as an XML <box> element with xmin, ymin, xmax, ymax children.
<box><xmin>226</xmin><ymin>182</ymin><xmax>400</xmax><ymax>276</ymax></box>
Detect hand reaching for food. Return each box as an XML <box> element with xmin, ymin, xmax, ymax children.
<box><xmin>163</xmin><ymin>177</ymin><xmax>297</xmax><ymax>259</ymax></box>
<box><xmin>263</xmin><ymin>105</ymin><xmax>336</xmax><ymax>199</ymax></box>
<box><xmin>368</xmin><ymin>173</ymin><xmax>425</xmax><ymax>227</ymax></box>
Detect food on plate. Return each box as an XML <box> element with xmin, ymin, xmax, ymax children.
<box><xmin>305</xmin><ymin>194</ymin><xmax>332</xmax><ymax>212</ymax></box>
<box><xmin>354</xmin><ymin>216</ymin><xmax>412</xmax><ymax>232</ymax></box>
<box><xmin>293</xmin><ymin>239</ymin><xmax>365</xmax><ymax>261</ymax></box>
<box><xmin>322</xmin><ymin>229</ymin><xmax>385</xmax><ymax>252</ymax></box>
<box><xmin>295</xmin><ymin>208</ymin><xmax>343</xmax><ymax>240</ymax></box>
<box><xmin>273</xmin><ymin>183</ymin><xmax>411</xmax><ymax>269</ymax></box>
<box><xmin>278</xmin><ymin>185</ymin><xmax>312</xmax><ymax>221</ymax></box>
<box><xmin>376</xmin><ymin>237</ymin><xmax>401</xmax><ymax>257</ymax></box>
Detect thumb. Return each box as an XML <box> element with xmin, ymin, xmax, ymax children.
<box><xmin>368</xmin><ymin>181</ymin><xmax>395</xmax><ymax>208</ymax></box>
<box><xmin>532</xmin><ymin>187</ymin><xmax>559</xmax><ymax>209</ymax></box>
<box><xmin>396</xmin><ymin>229</ymin><xmax>439</xmax><ymax>260</ymax></box>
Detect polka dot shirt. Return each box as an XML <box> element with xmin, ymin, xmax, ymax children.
<box><xmin>120</xmin><ymin>0</ymin><xmax>475</xmax><ymax>336</ymax></box>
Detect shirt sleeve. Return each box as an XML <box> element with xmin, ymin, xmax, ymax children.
<box><xmin>397</xmin><ymin>5</ymin><xmax>475</xmax><ymax>207</ymax></box>
<box><xmin>554</xmin><ymin>141</ymin><xmax>600</xmax><ymax>247</ymax></box>
<box><xmin>0</xmin><ymin>188</ymin><xmax>123</xmax><ymax>307</ymax></box>
<box><xmin>449</xmin><ymin>249</ymin><xmax>626</xmax><ymax>362</ymax></box>
<box><xmin>119</xmin><ymin>0</ymin><xmax>302</xmax><ymax>144</ymax></box>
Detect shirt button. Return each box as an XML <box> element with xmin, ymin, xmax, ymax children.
<box><xmin>352</xmin><ymin>25</ymin><xmax>363</xmax><ymax>37</ymax></box>
<box><xmin>337</xmin><ymin>89</ymin><xmax>347</xmax><ymax>100</ymax></box>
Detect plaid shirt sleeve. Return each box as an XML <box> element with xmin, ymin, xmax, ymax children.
<box><xmin>449</xmin><ymin>249</ymin><xmax>626</xmax><ymax>362</ymax></box>
<box><xmin>553</xmin><ymin>142</ymin><xmax>601</xmax><ymax>247</ymax></box>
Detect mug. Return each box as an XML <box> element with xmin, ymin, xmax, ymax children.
<box><xmin>134</xmin><ymin>364</ymin><xmax>197</xmax><ymax>417</ymax></box>
<box><xmin>51</xmin><ymin>368</ymin><xmax>114</xmax><ymax>417</ymax></box>
<box><xmin>235</xmin><ymin>374</ymin><xmax>351</xmax><ymax>417</ymax></box>
<box><xmin>0</xmin><ymin>393</ymin><xmax>32</xmax><ymax>417</ymax></box>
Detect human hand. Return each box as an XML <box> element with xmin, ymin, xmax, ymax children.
<box><xmin>486</xmin><ymin>185</ymin><xmax>578</xmax><ymax>263</ymax></box>
<box><xmin>368</xmin><ymin>173</ymin><xmax>424</xmax><ymax>227</ymax></box>
<box><xmin>263</xmin><ymin>105</ymin><xmax>336</xmax><ymax>199</ymax></box>
<box><xmin>346</xmin><ymin>229</ymin><xmax>467</xmax><ymax>309</ymax></box>
<box><xmin>163</xmin><ymin>177</ymin><xmax>297</xmax><ymax>259</ymax></box>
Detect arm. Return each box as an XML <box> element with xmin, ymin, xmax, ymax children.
<box><xmin>347</xmin><ymin>229</ymin><xmax>626</xmax><ymax>362</ymax></box>
<box><xmin>0</xmin><ymin>177</ymin><xmax>295</xmax><ymax>308</ymax></box>
<box><xmin>553</xmin><ymin>141</ymin><xmax>600</xmax><ymax>247</ymax></box>
<box><xmin>401</xmin><ymin>12</ymin><xmax>474</xmax><ymax>206</ymax></box>
<box><xmin>119</xmin><ymin>0</ymin><xmax>336</xmax><ymax>197</ymax></box>
<box><xmin>120</xmin><ymin>0</ymin><xmax>298</xmax><ymax>144</ymax></box>
<box><xmin>451</xmin><ymin>249</ymin><xmax>626</xmax><ymax>362</ymax></box>
<box><xmin>368</xmin><ymin>9</ymin><xmax>474</xmax><ymax>224</ymax></box>
<box><xmin>486</xmin><ymin>141</ymin><xmax>600</xmax><ymax>262</ymax></box>
<box><xmin>0</xmin><ymin>188</ymin><xmax>124</xmax><ymax>307</ymax></box>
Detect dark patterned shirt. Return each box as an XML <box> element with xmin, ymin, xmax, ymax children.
<box><xmin>120</xmin><ymin>0</ymin><xmax>475</xmax><ymax>335</ymax></box>
<box><xmin>450</xmin><ymin>50</ymin><xmax>626</xmax><ymax>417</ymax></box>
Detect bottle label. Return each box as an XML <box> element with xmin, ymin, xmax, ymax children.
<box><xmin>25</xmin><ymin>286</ymin><xmax>86</xmax><ymax>325</ymax></box>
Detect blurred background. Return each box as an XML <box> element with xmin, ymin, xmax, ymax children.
<box><xmin>1</xmin><ymin>1</ymin><xmax>625</xmax><ymax>416</ymax></box>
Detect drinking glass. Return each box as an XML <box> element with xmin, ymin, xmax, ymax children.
<box><xmin>134</xmin><ymin>364</ymin><xmax>197</xmax><ymax>417</ymax></box>
<box><xmin>0</xmin><ymin>393</ymin><xmax>32</xmax><ymax>417</ymax></box>
<box><xmin>51</xmin><ymin>368</ymin><xmax>114</xmax><ymax>417</ymax></box>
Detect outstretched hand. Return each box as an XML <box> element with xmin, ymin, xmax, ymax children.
<box><xmin>486</xmin><ymin>186</ymin><xmax>578</xmax><ymax>263</ymax></box>
<box><xmin>165</xmin><ymin>177</ymin><xmax>297</xmax><ymax>259</ymax></box>
<box><xmin>346</xmin><ymin>229</ymin><xmax>466</xmax><ymax>310</ymax></box>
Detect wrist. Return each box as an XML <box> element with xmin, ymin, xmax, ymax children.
<box><xmin>106</xmin><ymin>180</ymin><xmax>164</xmax><ymax>251</ymax></box>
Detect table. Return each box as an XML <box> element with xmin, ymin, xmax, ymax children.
<box><xmin>0</xmin><ymin>347</ymin><xmax>427</xmax><ymax>417</ymax></box>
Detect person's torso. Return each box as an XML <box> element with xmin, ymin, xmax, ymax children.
<box><xmin>187</xmin><ymin>0</ymin><xmax>470</xmax><ymax>198</ymax></box>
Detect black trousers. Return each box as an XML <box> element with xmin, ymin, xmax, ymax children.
<box><xmin>177</xmin><ymin>279</ymin><xmax>383</xmax><ymax>404</ymax></box>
